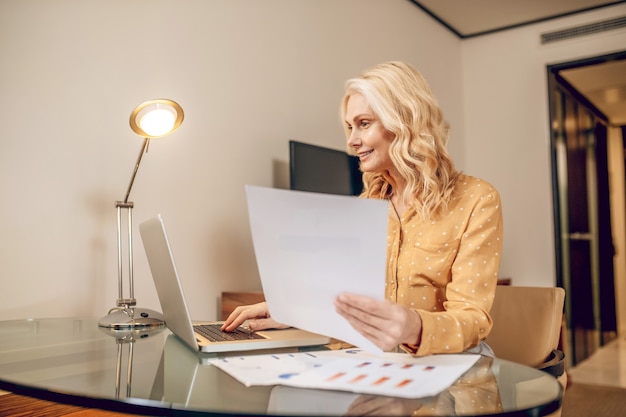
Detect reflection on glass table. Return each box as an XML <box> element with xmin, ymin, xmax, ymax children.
<box><xmin>0</xmin><ymin>318</ymin><xmax>562</xmax><ymax>416</ymax></box>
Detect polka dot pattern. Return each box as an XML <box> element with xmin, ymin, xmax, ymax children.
<box><xmin>386</xmin><ymin>175</ymin><xmax>504</xmax><ymax>356</ymax></box>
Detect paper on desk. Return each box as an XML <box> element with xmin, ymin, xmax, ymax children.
<box><xmin>245</xmin><ymin>185</ymin><xmax>389</xmax><ymax>354</ymax></box>
<box><xmin>209</xmin><ymin>349</ymin><xmax>480</xmax><ymax>399</ymax></box>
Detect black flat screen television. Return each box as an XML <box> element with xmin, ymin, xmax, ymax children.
<box><xmin>289</xmin><ymin>140</ymin><xmax>363</xmax><ymax>196</ymax></box>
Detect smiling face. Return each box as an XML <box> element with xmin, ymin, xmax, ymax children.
<box><xmin>344</xmin><ymin>93</ymin><xmax>396</xmax><ymax>175</ymax></box>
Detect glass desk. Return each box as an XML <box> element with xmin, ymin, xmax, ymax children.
<box><xmin>0</xmin><ymin>318</ymin><xmax>562</xmax><ymax>416</ymax></box>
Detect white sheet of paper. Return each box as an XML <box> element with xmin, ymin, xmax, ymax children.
<box><xmin>282</xmin><ymin>351</ymin><xmax>480</xmax><ymax>398</ymax></box>
<box><xmin>209</xmin><ymin>349</ymin><xmax>481</xmax><ymax>399</ymax></box>
<box><xmin>245</xmin><ymin>186</ymin><xmax>389</xmax><ymax>353</ymax></box>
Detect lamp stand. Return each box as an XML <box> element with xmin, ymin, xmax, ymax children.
<box><xmin>98</xmin><ymin>326</ymin><xmax>164</xmax><ymax>399</ymax></box>
<box><xmin>98</xmin><ymin>138</ymin><xmax>165</xmax><ymax>329</ymax></box>
<box><xmin>115</xmin><ymin>335</ymin><xmax>134</xmax><ymax>399</ymax></box>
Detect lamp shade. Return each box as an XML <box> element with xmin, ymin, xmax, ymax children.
<box><xmin>129</xmin><ymin>99</ymin><xmax>184</xmax><ymax>138</ymax></box>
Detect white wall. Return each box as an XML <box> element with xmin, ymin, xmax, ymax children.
<box><xmin>2</xmin><ymin>1</ymin><xmax>624</xmax><ymax>322</ymax></box>
<box><xmin>0</xmin><ymin>0</ymin><xmax>462</xmax><ymax>320</ymax></box>
<box><xmin>461</xmin><ymin>4</ymin><xmax>626</xmax><ymax>287</ymax></box>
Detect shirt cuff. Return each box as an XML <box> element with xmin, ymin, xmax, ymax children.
<box><xmin>399</xmin><ymin>343</ymin><xmax>420</xmax><ymax>355</ymax></box>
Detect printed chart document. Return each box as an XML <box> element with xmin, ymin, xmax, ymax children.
<box><xmin>209</xmin><ymin>349</ymin><xmax>480</xmax><ymax>399</ymax></box>
<box><xmin>246</xmin><ymin>185</ymin><xmax>389</xmax><ymax>353</ymax></box>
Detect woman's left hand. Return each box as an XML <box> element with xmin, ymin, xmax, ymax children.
<box><xmin>334</xmin><ymin>293</ymin><xmax>422</xmax><ymax>351</ymax></box>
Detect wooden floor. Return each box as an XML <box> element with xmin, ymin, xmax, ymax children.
<box><xmin>567</xmin><ymin>337</ymin><xmax>626</xmax><ymax>388</ymax></box>
<box><xmin>560</xmin><ymin>381</ymin><xmax>626</xmax><ymax>417</ymax></box>
<box><xmin>0</xmin><ymin>392</ymin><xmax>140</xmax><ymax>417</ymax></box>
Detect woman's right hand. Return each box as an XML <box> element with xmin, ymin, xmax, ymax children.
<box><xmin>220</xmin><ymin>301</ymin><xmax>289</xmax><ymax>332</ymax></box>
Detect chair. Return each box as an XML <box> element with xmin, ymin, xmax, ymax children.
<box><xmin>487</xmin><ymin>285</ymin><xmax>566</xmax><ymax>416</ymax></box>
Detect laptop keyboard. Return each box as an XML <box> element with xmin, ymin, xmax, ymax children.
<box><xmin>194</xmin><ymin>324</ymin><xmax>267</xmax><ymax>342</ymax></box>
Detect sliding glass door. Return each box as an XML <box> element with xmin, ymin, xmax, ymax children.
<box><xmin>549</xmin><ymin>69</ymin><xmax>617</xmax><ymax>366</ymax></box>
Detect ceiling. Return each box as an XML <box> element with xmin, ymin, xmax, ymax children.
<box><xmin>410</xmin><ymin>0</ymin><xmax>626</xmax><ymax>125</ymax></box>
<box><xmin>560</xmin><ymin>59</ymin><xmax>626</xmax><ymax>125</ymax></box>
<box><xmin>410</xmin><ymin>0</ymin><xmax>624</xmax><ymax>38</ymax></box>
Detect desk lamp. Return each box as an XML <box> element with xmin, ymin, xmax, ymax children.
<box><xmin>98</xmin><ymin>99</ymin><xmax>184</xmax><ymax>329</ymax></box>
<box><xmin>99</xmin><ymin>326</ymin><xmax>165</xmax><ymax>398</ymax></box>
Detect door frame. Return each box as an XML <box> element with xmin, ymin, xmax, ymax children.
<box><xmin>547</xmin><ymin>50</ymin><xmax>626</xmax><ymax>366</ymax></box>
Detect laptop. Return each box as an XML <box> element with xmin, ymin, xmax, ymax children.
<box><xmin>139</xmin><ymin>214</ymin><xmax>330</xmax><ymax>353</ymax></box>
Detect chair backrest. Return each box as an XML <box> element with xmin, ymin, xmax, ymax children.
<box><xmin>486</xmin><ymin>286</ymin><xmax>565</xmax><ymax>368</ymax></box>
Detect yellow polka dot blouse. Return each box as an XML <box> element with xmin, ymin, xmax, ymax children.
<box><xmin>386</xmin><ymin>174</ymin><xmax>503</xmax><ymax>356</ymax></box>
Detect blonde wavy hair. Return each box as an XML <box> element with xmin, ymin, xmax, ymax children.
<box><xmin>341</xmin><ymin>61</ymin><xmax>460</xmax><ymax>220</ymax></box>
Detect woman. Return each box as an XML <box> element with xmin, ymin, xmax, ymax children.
<box><xmin>223</xmin><ymin>61</ymin><xmax>503</xmax><ymax>357</ymax></box>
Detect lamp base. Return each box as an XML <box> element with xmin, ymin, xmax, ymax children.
<box><xmin>98</xmin><ymin>307</ymin><xmax>165</xmax><ymax>330</ymax></box>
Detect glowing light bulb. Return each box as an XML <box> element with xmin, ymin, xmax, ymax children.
<box><xmin>139</xmin><ymin>108</ymin><xmax>176</xmax><ymax>137</ymax></box>
<box><xmin>130</xmin><ymin>99</ymin><xmax>183</xmax><ymax>138</ymax></box>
